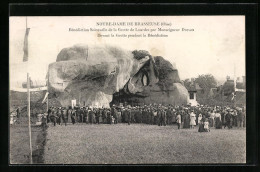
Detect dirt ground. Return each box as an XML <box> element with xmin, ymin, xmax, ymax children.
<box><xmin>44</xmin><ymin>123</ymin><xmax>246</xmax><ymax>164</ymax></box>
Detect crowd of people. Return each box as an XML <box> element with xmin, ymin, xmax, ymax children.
<box><xmin>44</xmin><ymin>103</ymin><xmax>246</xmax><ymax>132</ymax></box>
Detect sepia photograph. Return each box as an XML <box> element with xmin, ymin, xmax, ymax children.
<box><xmin>9</xmin><ymin>16</ymin><xmax>246</xmax><ymax>164</ymax></box>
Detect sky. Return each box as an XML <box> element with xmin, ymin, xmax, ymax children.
<box><xmin>9</xmin><ymin>16</ymin><xmax>245</xmax><ymax>87</ymax></box>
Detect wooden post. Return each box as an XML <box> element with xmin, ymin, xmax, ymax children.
<box><xmin>46</xmin><ymin>71</ymin><xmax>49</xmax><ymax>112</ymax></box>
<box><xmin>27</xmin><ymin>73</ymin><xmax>33</xmax><ymax>164</ymax></box>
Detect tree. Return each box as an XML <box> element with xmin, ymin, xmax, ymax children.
<box><xmin>183</xmin><ymin>79</ymin><xmax>192</xmax><ymax>90</ymax></box>
<box><xmin>195</xmin><ymin>74</ymin><xmax>217</xmax><ymax>91</ymax></box>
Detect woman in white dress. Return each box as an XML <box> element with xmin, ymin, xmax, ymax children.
<box><xmin>190</xmin><ymin>110</ymin><xmax>196</xmax><ymax>129</ymax></box>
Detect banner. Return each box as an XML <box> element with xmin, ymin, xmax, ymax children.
<box><xmin>71</xmin><ymin>99</ymin><xmax>76</xmax><ymax>108</ymax></box>
<box><xmin>23</xmin><ymin>28</ymin><xmax>30</xmax><ymax>62</ymax></box>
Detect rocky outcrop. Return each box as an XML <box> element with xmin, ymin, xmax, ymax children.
<box><xmin>47</xmin><ymin>44</ymin><xmax>189</xmax><ymax>107</ymax></box>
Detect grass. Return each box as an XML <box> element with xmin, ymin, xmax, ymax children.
<box><xmin>9</xmin><ymin>117</ymin><xmax>47</xmax><ymax>164</ymax></box>
<box><xmin>44</xmin><ymin>123</ymin><xmax>246</xmax><ymax>164</ymax></box>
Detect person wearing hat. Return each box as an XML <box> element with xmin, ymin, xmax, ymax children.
<box><xmin>95</xmin><ymin>108</ymin><xmax>100</xmax><ymax>124</ymax></box>
<box><xmin>56</xmin><ymin>107</ymin><xmax>62</xmax><ymax>125</ymax></box>
<box><xmin>102</xmin><ymin>108</ymin><xmax>107</xmax><ymax>124</ymax></box>
<box><xmin>107</xmin><ymin>109</ymin><xmax>112</xmax><ymax>124</ymax></box>
<box><xmin>88</xmin><ymin>107</ymin><xmax>95</xmax><ymax>124</ymax></box>
<box><xmin>225</xmin><ymin>109</ymin><xmax>232</xmax><ymax>129</ymax></box>
<box><xmin>166</xmin><ymin>107</ymin><xmax>173</xmax><ymax>125</ymax></box>
<box><xmin>75</xmin><ymin>106</ymin><xmax>81</xmax><ymax>123</ymax></box>
<box><xmin>111</xmin><ymin>106</ymin><xmax>118</xmax><ymax>124</ymax></box>
<box><xmin>79</xmin><ymin>107</ymin><xmax>84</xmax><ymax>123</ymax></box>
<box><xmin>126</xmin><ymin>107</ymin><xmax>131</xmax><ymax>125</ymax></box>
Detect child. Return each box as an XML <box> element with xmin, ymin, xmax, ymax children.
<box><xmin>204</xmin><ymin>118</ymin><xmax>210</xmax><ymax>132</ymax></box>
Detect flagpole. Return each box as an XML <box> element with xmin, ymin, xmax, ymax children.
<box><xmin>25</xmin><ymin>16</ymin><xmax>33</xmax><ymax>164</ymax></box>
<box><xmin>27</xmin><ymin>73</ymin><xmax>33</xmax><ymax>164</ymax></box>
<box><xmin>234</xmin><ymin>63</ymin><xmax>236</xmax><ymax>107</ymax></box>
<box><xmin>47</xmin><ymin>69</ymin><xmax>49</xmax><ymax>112</ymax></box>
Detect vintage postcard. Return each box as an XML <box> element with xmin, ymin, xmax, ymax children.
<box><xmin>9</xmin><ymin>16</ymin><xmax>246</xmax><ymax>164</ymax></box>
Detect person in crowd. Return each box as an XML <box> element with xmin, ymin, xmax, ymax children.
<box><xmin>95</xmin><ymin>108</ymin><xmax>100</xmax><ymax>124</ymax></box>
<box><xmin>162</xmin><ymin>108</ymin><xmax>167</xmax><ymax>126</ymax></box>
<box><xmin>121</xmin><ymin>108</ymin><xmax>126</xmax><ymax>123</ymax></box>
<box><xmin>80</xmin><ymin>107</ymin><xmax>84</xmax><ymax>123</ymax></box>
<box><xmin>47</xmin><ymin>107</ymin><xmax>52</xmax><ymax>123</ymax></box>
<box><xmin>107</xmin><ymin>109</ymin><xmax>112</xmax><ymax>124</ymax></box>
<box><xmin>75</xmin><ymin>106</ymin><xmax>80</xmax><ymax>123</ymax></box>
<box><xmin>157</xmin><ymin>107</ymin><xmax>163</xmax><ymax>126</ymax></box>
<box><xmin>113</xmin><ymin>107</ymin><xmax>118</xmax><ymax>124</ymax></box>
<box><xmin>149</xmin><ymin>108</ymin><xmax>154</xmax><ymax>125</ymax></box>
<box><xmin>117</xmin><ymin>108</ymin><xmax>122</xmax><ymax>123</ymax></box>
<box><xmin>215</xmin><ymin>110</ymin><xmax>222</xmax><ymax>129</ymax></box>
<box><xmin>166</xmin><ymin>107</ymin><xmax>172</xmax><ymax>125</ymax></box>
<box><xmin>102</xmin><ymin>108</ymin><xmax>107</xmax><ymax>124</ymax></box>
<box><xmin>232</xmin><ymin>109</ymin><xmax>238</xmax><ymax>127</ymax></box>
<box><xmin>183</xmin><ymin>109</ymin><xmax>190</xmax><ymax>129</ymax></box>
<box><xmin>56</xmin><ymin>107</ymin><xmax>62</xmax><ymax>125</ymax></box>
<box><xmin>221</xmin><ymin>109</ymin><xmax>227</xmax><ymax>128</ymax></box>
<box><xmin>198</xmin><ymin>115</ymin><xmax>205</xmax><ymax>132</ymax></box>
<box><xmin>225</xmin><ymin>109</ymin><xmax>232</xmax><ymax>129</ymax></box>
<box><xmin>237</xmin><ymin>108</ymin><xmax>242</xmax><ymax>128</ymax></box>
<box><xmin>50</xmin><ymin>107</ymin><xmax>57</xmax><ymax>126</ymax></box>
<box><xmin>204</xmin><ymin>118</ymin><xmax>210</xmax><ymax>132</ymax></box>
<box><xmin>153</xmin><ymin>108</ymin><xmax>158</xmax><ymax>125</ymax></box>
<box><xmin>198</xmin><ymin>113</ymin><xmax>202</xmax><ymax>125</ymax></box>
<box><xmin>209</xmin><ymin>110</ymin><xmax>215</xmax><ymax>128</ymax></box>
<box><xmin>89</xmin><ymin>107</ymin><xmax>95</xmax><ymax>124</ymax></box>
<box><xmin>242</xmin><ymin>108</ymin><xmax>246</xmax><ymax>127</ymax></box>
<box><xmin>71</xmin><ymin>108</ymin><xmax>76</xmax><ymax>125</ymax></box>
<box><xmin>131</xmin><ymin>107</ymin><xmax>136</xmax><ymax>124</ymax></box>
<box><xmin>83</xmin><ymin>107</ymin><xmax>88</xmax><ymax>124</ymax></box>
<box><xmin>176</xmin><ymin>112</ymin><xmax>182</xmax><ymax>129</ymax></box>
<box><xmin>126</xmin><ymin>107</ymin><xmax>131</xmax><ymax>125</ymax></box>
<box><xmin>190</xmin><ymin>110</ymin><xmax>196</xmax><ymax>129</ymax></box>
<box><xmin>62</xmin><ymin>107</ymin><xmax>68</xmax><ymax>126</ymax></box>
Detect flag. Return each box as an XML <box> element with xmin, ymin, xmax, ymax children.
<box><xmin>23</xmin><ymin>28</ymin><xmax>30</xmax><ymax>62</ymax></box>
<box><xmin>42</xmin><ymin>92</ymin><xmax>49</xmax><ymax>103</ymax></box>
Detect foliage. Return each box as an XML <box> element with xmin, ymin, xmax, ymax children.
<box><xmin>183</xmin><ymin>79</ymin><xmax>192</xmax><ymax>90</ymax></box>
<box><xmin>132</xmin><ymin>50</ymin><xmax>151</xmax><ymax>60</ymax></box>
<box><xmin>222</xmin><ymin>81</ymin><xmax>234</xmax><ymax>96</ymax></box>
<box><xmin>195</xmin><ymin>74</ymin><xmax>217</xmax><ymax>91</ymax></box>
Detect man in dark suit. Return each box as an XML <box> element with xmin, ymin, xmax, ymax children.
<box><xmin>157</xmin><ymin>108</ymin><xmax>162</xmax><ymax>126</ymax></box>
<box><xmin>107</xmin><ymin>109</ymin><xmax>112</xmax><ymax>124</ymax></box>
<box><xmin>125</xmin><ymin>107</ymin><xmax>131</xmax><ymax>125</ymax></box>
